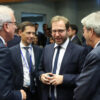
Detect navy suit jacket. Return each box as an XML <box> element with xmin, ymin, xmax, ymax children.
<box><xmin>0</xmin><ymin>39</ymin><xmax>21</xmax><ymax>100</ymax></box>
<box><xmin>38</xmin><ymin>41</ymin><xmax>86</xmax><ymax>100</ymax></box>
<box><xmin>7</xmin><ymin>35</ymin><xmax>21</xmax><ymax>48</ymax></box>
<box><xmin>71</xmin><ymin>35</ymin><xmax>82</xmax><ymax>45</ymax></box>
<box><xmin>74</xmin><ymin>44</ymin><xmax>100</xmax><ymax>100</ymax></box>
<box><xmin>10</xmin><ymin>44</ymin><xmax>42</xmax><ymax>93</ymax></box>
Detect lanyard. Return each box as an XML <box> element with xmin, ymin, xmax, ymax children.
<box><xmin>20</xmin><ymin>48</ymin><xmax>32</xmax><ymax>72</ymax></box>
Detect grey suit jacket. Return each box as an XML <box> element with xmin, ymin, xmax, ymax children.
<box><xmin>74</xmin><ymin>43</ymin><xmax>100</xmax><ymax>100</ymax></box>
<box><xmin>38</xmin><ymin>41</ymin><xmax>87</xmax><ymax>100</ymax></box>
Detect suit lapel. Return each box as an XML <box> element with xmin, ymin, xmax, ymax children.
<box><xmin>72</xmin><ymin>35</ymin><xmax>77</xmax><ymax>42</ymax></box>
<box><xmin>49</xmin><ymin>44</ymin><xmax>55</xmax><ymax>72</ymax></box>
<box><xmin>32</xmin><ymin>45</ymin><xmax>38</xmax><ymax>70</ymax></box>
<box><xmin>59</xmin><ymin>42</ymin><xmax>73</xmax><ymax>74</ymax></box>
<box><xmin>0</xmin><ymin>39</ymin><xmax>3</xmax><ymax>44</ymax></box>
<box><xmin>16</xmin><ymin>44</ymin><xmax>23</xmax><ymax>73</ymax></box>
<box><xmin>97</xmin><ymin>42</ymin><xmax>100</xmax><ymax>47</ymax></box>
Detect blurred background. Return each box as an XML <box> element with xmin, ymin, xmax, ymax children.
<box><xmin>0</xmin><ymin>0</ymin><xmax>100</xmax><ymax>38</ymax></box>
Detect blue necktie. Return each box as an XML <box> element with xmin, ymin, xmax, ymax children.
<box><xmin>53</xmin><ymin>46</ymin><xmax>61</xmax><ymax>74</ymax></box>
<box><xmin>24</xmin><ymin>47</ymin><xmax>31</xmax><ymax>67</ymax></box>
<box><xmin>24</xmin><ymin>47</ymin><xmax>34</xmax><ymax>72</ymax></box>
<box><xmin>51</xmin><ymin>46</ymin><xmax>61</xmax><ymax>100</ymax></box>
<box><xmin>24</xmin><ymin>47</ymin><xmax>36</xmax><ymax>92</ymax></box>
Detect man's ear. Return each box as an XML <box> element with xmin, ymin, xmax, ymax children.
<box><xmin>89</xmin><ymin>28</ymin><xmax>95</xmax><ymax>40</ymax></box>
<box><xmin>3</xmin><ymin>23</ymin><xmax>9</xmax><ymax>32</ymax></box>
<box><xmin>18</xmin><ymin>30</ymin><xmax>22</xmax><ymax>37</ymax></box>
<box><xmin>91</xmin><ymin>28</ymin><xmax>95</xmax><ymax>37</ymax></box>
<box><xmin>73</xmin><ymin>30</ymin><xmax>76</xmax><ymax>34</ymax></box>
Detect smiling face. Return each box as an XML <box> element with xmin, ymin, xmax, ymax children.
<box><xmin>20</xmin><ymin>26</ymin><xmax>35</xmax><ymax>46</ymax></box>
<box><xmin>51</xmin><ymin>20</ymin><xmax>67</xmax><ymax>45</ymax></box>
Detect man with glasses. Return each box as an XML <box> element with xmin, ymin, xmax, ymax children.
<box><xmin>0</xmin><ymin>5</ymin><xmax>26</xmax><ymax>100</ymax></box>
<box><xmin>38</xmin><ymin>16</ymin><xmax>87</xmax><ymax>100</ymax></box>
<box><xmin>74</xmin><ymin>11</ymin><xmax>100</xmax><ymax>100</ymax></box>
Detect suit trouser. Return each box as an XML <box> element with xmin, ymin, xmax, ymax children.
<box><xmin>22</xmin><ymin>87</ymin><xmax>39</xmax><ymax>100</ymax></box>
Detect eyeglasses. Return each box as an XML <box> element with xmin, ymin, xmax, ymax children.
<box><xmin>0</xmin><ymin>22</ymin><xmax>17</xmax><ymax>28</ymax></box>
<box><xmin>7</xmin><ymin>22</ymin><xmax>17</xmax><ymax>26</ymax></box>
<box><xmin>52</xmin><ymin>29</ymin><xmax>66</xmax><ymax>34</ymax></box>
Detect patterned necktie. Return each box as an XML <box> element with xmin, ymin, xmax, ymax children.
<box><xmin>24</xmin><ymin>47</ymin><xmax>36</xmax><ymax>92</ymax></box>
<box><xmin>24</xmin><ymin>47</ymin><xmax>35</xmax><ymax>72</ymax></box>
<box><xmin>24</xmin><ymin>47</ymin><xmax>31</xmax><ymax>67</ymax></box>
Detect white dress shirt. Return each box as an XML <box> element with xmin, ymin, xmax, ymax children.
<box><xmin>0</xmin><ymin>36</ymin><xmax>6</xmax><ymax>45</ymax></box>
<box><xmin>71</xmin><ymin>35</ymin><xmax>76</xmax><ymax>41</ymax></box>
<box><xmin>94</xmin><ymin>41</ymin><xmax>100</xmax><ymax>48</ymax></box>
<box><xmin>52</xmin><ymin>38</ymin><xmax>69</xmax><ymax>74</ymax></box>
<box><xmin>20</xmin><ymin>41</ymin><xmax>35</xmax><ymax>87</ymax></box>
<box><xmin>51</xmin><ymin>38</ymin><xmax>69</xmax><ymax>98</ymax></box>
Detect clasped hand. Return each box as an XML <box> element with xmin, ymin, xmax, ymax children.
<box><xmin>41</xmin><ymin>73</ymin><xmax>63</xmax><ymax>86</ymax></box>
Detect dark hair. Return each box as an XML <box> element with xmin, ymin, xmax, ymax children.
<box><xmin>69</xmin><ymin>24</ymin><xmax>78</xmax><ymax>34</ymax></box>
<box><xmin>43</xmin><ymin>24</ymin><xmax>48</xmax><ymax>28</ymax></box>
<box><xmin>65</xmin><ymin>22</ymin><xmax>70</xmax><ymax>30</ymax></box>
<box><xmin>35</xmin><ymin>23</ymin><xmax>39</xmax><ymax>25</ymax></box>
<box><xmin>18</xmin><ymin>21</ymin><xmax>35</xmax><ymax>32</ymax></box>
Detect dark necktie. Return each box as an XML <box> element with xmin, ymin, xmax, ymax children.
<box><xmin>24</xmin><ymin>47</ymin><xmax>31</xmax><ymax>67</ymax></box>
<box><xmin>53</xmin><ymin>46</ymin><xmax>61</xmax><ymax>74</ymax></box>
<box><xmin>51</xmin><ymin>46</ymin><xmax>61</xmax><ymax>100</ymax></box>
<box><xmin>24</xmin><ymin>47</ymin><xmax>36</xmax><ymax>92</ymax></box>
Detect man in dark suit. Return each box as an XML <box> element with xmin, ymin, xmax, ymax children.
<box><xmin>81</xmin><ymin>36</ymin><xmax>93</xmax><ymax>55</ymax></box>
<box><xmin>10</xmin><ymin>21</ymin><xmax>42</xmax><ymax>100</ymax></box>
<box><xmin>7</xmin><ymin>34</ymin><xmax>21</xmax><ymax>48</ymax></box>
<box><xmin>38</xmin><ymin>16</ymin><xmax>86</xmax><ymax>100</ymax></box>
<box><xmin>0</xmin><ymin>5</ymin><xmax>26</xmax><ymax>100</ymax></box>
<box><xmin>68</xmin><ymin>24</ymin><xmax>82</xmax><ymax>45</ymax></box>
<box><xmin>38</xmin><ymin>24</ymin><xmax>48</xmax><ymax>47</ymax></box>
<box><xmin>74</xmin><ymin>11</ymin><xmax>100</xmax><ymax>100</ymax></box>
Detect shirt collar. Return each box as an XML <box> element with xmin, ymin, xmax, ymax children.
<box><xmin>0</xmin><ymin>36</ymin><xmax>6</xmax><ymax>45</ymax></box>
<box><xmin>71</xmin><ymin>35</ymin><xmax>76</xmax><ymax>41</ymax></box>
<box><xmin>20</xmin><ymin>41</ymin><xmax>32</xmax><ymax>48</ymax></box>
<box><xmin>94</xmin><ymin>41</ymin><xmax>100</xmax><ymax>48</ymax></box>
<box><xmin>54</xmin><ymin>38</ymin><xmax>69</xmax><ymax>49</ymax></box>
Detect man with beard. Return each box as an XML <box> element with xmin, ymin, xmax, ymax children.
<box><xmin>38</xmin><ymin>16</ymin><xmax>86</xmax><ymax>100</ymax></box>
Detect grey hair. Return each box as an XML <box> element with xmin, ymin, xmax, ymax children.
<box><xmin>81</xmin><ymin>11</ymin><xmax>100</xmax><ymax>36</ymax></box>
<box><xmin>0</xmin><ymin>5</ymin><xmax>14</xmax><ymax>30</ymax></box>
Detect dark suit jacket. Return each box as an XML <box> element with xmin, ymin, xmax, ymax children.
<box><xmin>38</xmin><ymin>32</ymin><xmax>47</xmax><ymax>47</ymax></box>
<box><xmin>0</xmin><ymin>39</ymin><xmax>21</xmax><ymax>100</ymax></box>
<box><xmin>74</xmin><ymin>44</ymin><xmax>100</xmax><ymax>100</ymax></box>
<box><xmin>71</xmin><ymin>35</ymin><xmax>82</xmax><ymax>45</ymax></box>
<box><xmin>10</xmin><ymin>44</ymin><xmax>42</xmax><ymax>94</ymax></box>
<box><xmin>7</xmin><ymin>35</ymin><xmax>21</xmax><ymax>48</ymax></box>
<box><xmin>38</xmin><ymin>41</ymin><xmax>86</xmax><ymax>100</ymax></box>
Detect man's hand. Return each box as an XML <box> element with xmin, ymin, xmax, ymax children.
<box><xmin>20</xmin><ymin>89</ymin><xmax>27</xmax><ymax>100</ymax></box>
<box><xmin>50</xmin><ymin>74</ymin><xmax>63</xmax><ymax>85</ymax></box>
<box><xmin>40</xmin><ymin>73</ymin><xmax>53</xmax><ymax>85</ymax></box>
